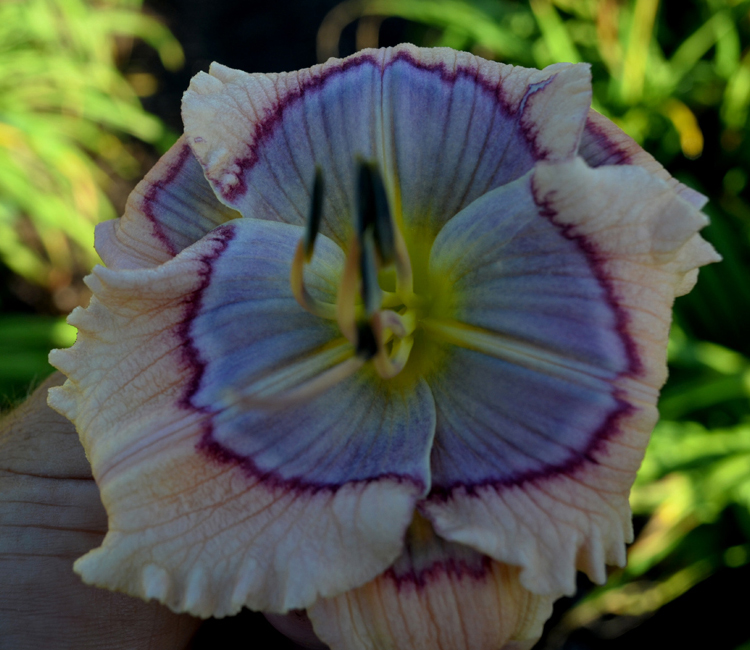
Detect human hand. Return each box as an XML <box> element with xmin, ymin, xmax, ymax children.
<box><xmin>0</xmin><ymin>372</ymin><xmax>322</xmax><ymax>650</ymax></box>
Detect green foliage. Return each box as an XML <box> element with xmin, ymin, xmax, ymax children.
<box><xmin>0</xmin><ymin>315</ymin><xmax>75</xmax><ymax>409</ymax></box>
<box><xmin>0</xmin><ymin>0</ymin><xmax>182</xmax><ymax>294</ymax></box>
<box><xmin>321</xmin><ymin>0</ymin><xmax>750</xmax><ymax>635</ymax></box>
<box><xmin>557</xmin><ymin>329</ymin><xmax>750</xmax><ymax>631</ymax></box>
<box><xmin>320</xmin><ymin>0</ymin><xmax>750</xmax><ymax>155</ymax></box>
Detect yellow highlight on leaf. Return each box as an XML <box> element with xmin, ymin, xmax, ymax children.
<box><xmin>621</xmin><ymin>0</ymin><xmax>660</xmax><ymax>104</ymax></box>
<box><xmin>0</xmin><ymin>123</ymin><xmax>24</xmax><ymax>150</ymax></box>
<box><xmin>663</xmin><ymin>98</ymin><xmax>704</xmax><ymax>159</ymax></box>
<box><xmin>126</xmin><ymin>73</ymin><xmax>159</xmax><ymax>97</ymax></box>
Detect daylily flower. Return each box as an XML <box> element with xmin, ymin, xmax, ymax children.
<box><xmin>49</xmin><ymin>44</ymin><xmax>719</xmax><ymax>650</ymax></box>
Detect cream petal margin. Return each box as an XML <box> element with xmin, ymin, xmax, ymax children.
<box><xmin>182</xmin><ymin>44</ymin><xmax>591</xmax><ymax>240</ymax></box>
<box><xmin>309</xmin><ymin>562</ymin><xmax>554</xmax><ymax>650</ymax></box>
<box><xmin>95</xmin><ymin>135</ymin><xmax>239</xmax><ymax>270</ymax></box>
<box><xmin>422</xmin><ymin>158</ymin><xmax>720</xmax><ymax>596</ymax></box>
<box><xmin>580</xmin><ymin>109</ymin><xmax>708</xmax><ymax>210</ymax></box>
<box><xmin>48</xmin><ymin>227</ymin><xmax>425</xmax><ymax>617</ymax></box>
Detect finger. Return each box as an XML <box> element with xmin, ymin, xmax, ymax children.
<box><xmin>0</xmin><ymin>372</ymin><xmax>91</xmax><ymax>478</ymax></box>
<box><xmin>0</xmin><ymin>373</ymin><xmax>202</xmax><ymax>649</ymax></box>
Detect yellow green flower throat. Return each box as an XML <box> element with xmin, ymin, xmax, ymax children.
<box><xmin>290</xmin><ymin>162</ymin><xmax>431</xmax><ymax>384</ymax></box>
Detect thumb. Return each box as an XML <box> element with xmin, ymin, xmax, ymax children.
<box><xmin>0</xmin><ymin>372</ymin><xmax>201</xmax><ymax>650</ymax></box>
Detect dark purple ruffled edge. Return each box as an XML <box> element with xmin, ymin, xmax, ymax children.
<box><xmin>384</xmin><ymin>555</ymin><xmax>493</xmax><ymax>589</ymax></box>
<box><xmin>141</xmin><ymin>140</ymin><xmax>194</xmax><ymax>256</ymax></box>
<box><xmin>215</xmin><ymin>49</ymin><xmax>560</xmax><ymax>204</ymax></box>
<box><xmin>426</xmin><ymin>171</ymin><xmax>643</xmax><ymax>502</ymax></box>
<box><xmin>580</xmin><ymin>113</ymin><xmax>636</xmax><ymax>167</ymax></box>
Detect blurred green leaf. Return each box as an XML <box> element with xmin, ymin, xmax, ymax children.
<box><xmin>0</xmin><ymin>0</ymin><xmax>183</xmax><ymax>295</ymax></box>
<box><xmin>318</xmin><ymin>0</ymin><xmax>533</xmax><ymax>62</ymax></box>
<box><xmin>0</xmin><ymin>314</ymin><xmax>75</xmax><ymax>406</ymax></box>
<box><xmin>530</xmin><ymin>0</ymin><xmax>581</xmax><ymax>64</ymax></box>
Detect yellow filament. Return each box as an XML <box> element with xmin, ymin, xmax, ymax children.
<box><xmin>374</xmin><ymin>335</ymin><xmax>415</xmax><ymax>379</ymax></box>
<box><xmin>381</xmin><ymin>290</ymin><xmax>402</xmax><ymax>308</ymax></box>
<box><xmin>231</xmin><ymin>357</ymin><xmax>366</xmax><ymax>409</ymax></box>
<box><xmin>290</xmin><ymin>240</ymin><xmax>338</xmax><ymax>319</ymax></box>
<box><xmin>223</xmin><ymin>340</ymin><xmax>362</xmax><ymax>410</ymax></box>
<box><xmin>378</xmin><ymin>309</ymin><xmax>417</xmax><ymax>339</ymax></box>
<box><xmin>393</xmin><ymin>227</ymin><xmax>414</xmax><ymax>303</ymax></box>
<box><xmin>336</xmin><ymin>238</ymin><xmax>361</xmax><ymax>344</ymax></box>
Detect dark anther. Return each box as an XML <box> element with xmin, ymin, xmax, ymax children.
<box><xmin>356</xmin><ymin>161</ymin><xmax>395</xmax><ymax>265</ymax></box>
<box><xmin>359</xmin><ymin>230</ymin><xmax>381</xmax><ymax>317</ymax></box>
<box><xmin>355</xmin><ymin>321</ymin><xmax>378</xmax><ymax>360</ymax></box>
<box><xmin>304</xmin><ymin>166</ymin><xmax>324</xmax><ymax>260</ymax></box>
<box><xmin>357</xmin><ymin>161</ymin><xmax>376</xmax><ymax>235</ymax></box>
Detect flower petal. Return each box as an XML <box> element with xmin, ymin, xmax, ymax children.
<box><xmin>182</xmin><ymin>45</ymin><xmax>591</xmax><ymax>245</ymax></box>
<box><xmin>48</xmin><ymin>218</ymin><xmax>435</xmax><ymax>617</ymax></box>
<box><xmin>428</xmin><ymin>169</ymin><xmax>628</xmax><ymax>373</ymax></box>
<box><xmin>189</xmin><ymin>220</ymin><xmax>435</xmax><ymax>486</ymax></box>
<box><xmin>95</xmin><ymin>135</ymin><xmax>240</xmax><ymax>270</ymax></box>
<box><xmin>182</xmin><ymin>54</ymin><xmax>388</xmax><ymax>248</ymax></box>
<box><xmin>579</xmin><ymin>109</ymin><xmax>707</xmax><ymax>209</ymax></box>
<box><xmin>421</xmin><ymin>157</ymin><xmax>719</xmax><ymax>595</ymax></box>
<box><xmin>308</xmin><ymin>515</ymin><xmax>554</xmax><ymax>650</ymax></box>
<box><xmin>384</xmin><ymin>50</ymin><xmax>591</xmax><ymax>235</ymax></box>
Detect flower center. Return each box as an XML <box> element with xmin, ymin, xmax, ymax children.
<box><xmin>290</xmin><ymin>162</ymin><xmax>438</xmax><ymax>387</ymax></box>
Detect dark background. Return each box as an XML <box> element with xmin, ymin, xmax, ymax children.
<box><xmin>141</xmin><ymin>0</ymin><xmax>383</xmax><ymax>130</ymax></box>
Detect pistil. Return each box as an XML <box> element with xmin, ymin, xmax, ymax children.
<box><xmin>222</xmin><ymin>340</ymin><xmax>365</xmax><ymax>410</ymax></box>
<box><xmin>357</xmin><ymin>161</ymin><xmax>414</xmax><ymax>303</ymax></box>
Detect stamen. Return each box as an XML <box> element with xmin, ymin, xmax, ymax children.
<box><xmin>381</xmin><ymin>291</ymin><xmax>403</xmax><ymax>308</ymax></box>
<box><xmin>356</xmin><ymin>160</ymin><xmax>377</xmax><ymax>236</ymax></box>
<box><xmin>290</xmin><ymin>168</ymin><xmax>338</xmax><ymax>319</ymax></box>
<box><xmin>336</xmin><ymin>239</ymin><xmax>360</xmax><ymax>343</ymax></box>
<box><xmin>303</xmin><ymin>166</ymin><xmax>324</xmax><ymax>261</ymax></box>
<box><xmin>360</xmin><ymin>230</ymin><xmax>382</xmax><ymax>317</ymax></box>
<box><xmin>357</xmin><ymin>159</ymin><xmax>414</xmax><ymax>302</ymax></box>
<box><xmin>291</xmin><ymin>161</ymin><xmax>423</xmax><ymax>389</ymax></box>
<box><xmin>393</xmin><ymin>232</ymin><xmax>414</xmax><ymax>303</ymax></box>
<box><xmin>357</xmin><ymin>161</ymin><xmax>395</xmax><ymax>265</ymax></box>
<box><xmin>378</xmin><ymin>309</ymin><xmax>417</xmax><ymax>338</ymax></box>
<box><xmin>356</xmin><ymin>321</ymin><xmax>379</xmax><ymax>360</ymax></box>
<box><xmin>290</xmin><ymin>240</ymin><xmax>337</xmax><ymax>319</ymax></box>
<box><xmin>228</xmin><ymin>356</ymin><xmax>366</xmax><ymax>410</ymax></box>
